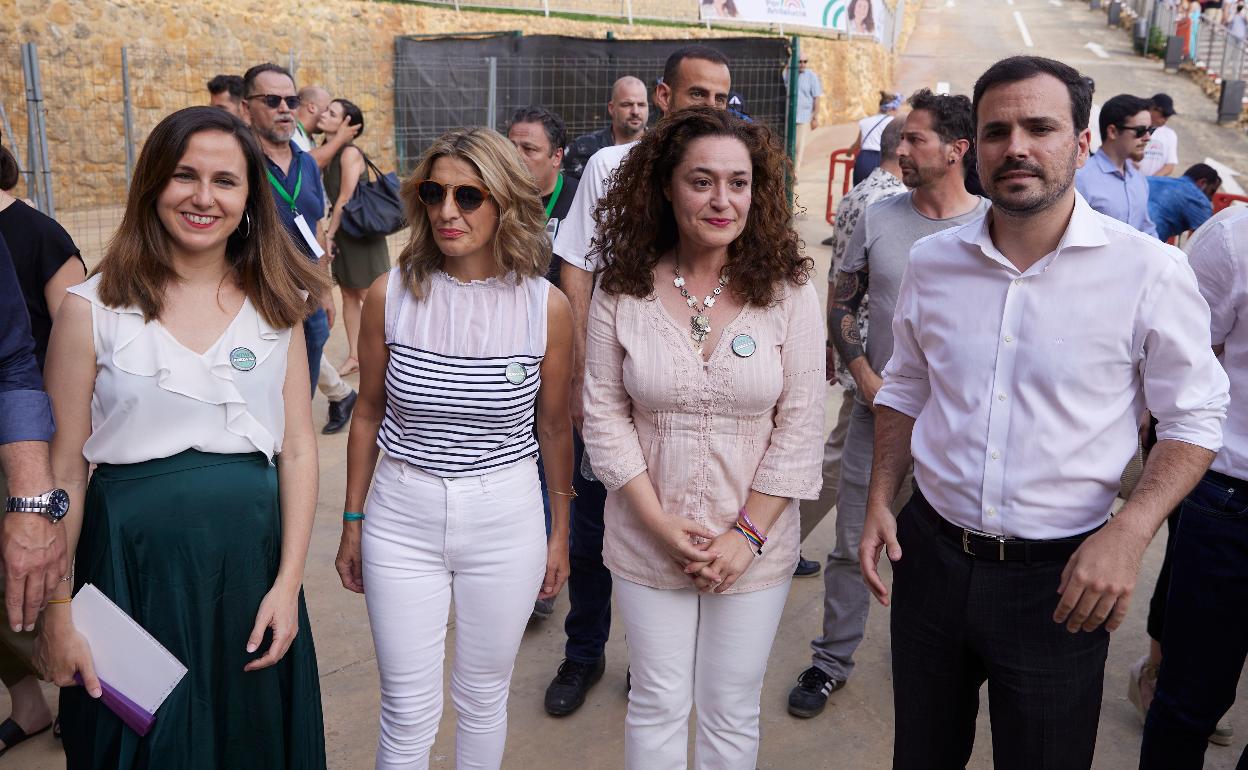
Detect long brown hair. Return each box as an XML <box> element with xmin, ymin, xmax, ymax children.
<box><xmin>396</xmin><ymin>127</ymin><xmax>549</xmax><ymax>298</ymax></box>
<box><xmin>95</xmin><ymin>106</ymin><xmax>325</xmax><ymax>328</ymax></box>
<box><xmin>593</xmin><ymin>108</ymin><xmax>811</xmax><ymax>306</ymax></box>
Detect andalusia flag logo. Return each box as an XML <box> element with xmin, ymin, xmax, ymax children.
<box><xmin>822</xmin><ymin>0</ymin><xmax>848</xmax><ymax>27</ymax></box>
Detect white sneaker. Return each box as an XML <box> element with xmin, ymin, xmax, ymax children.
<box><xmin>1127</xmin><ymin>654</ymin><xmax>1160</xmax><ymax>725</ymax></box>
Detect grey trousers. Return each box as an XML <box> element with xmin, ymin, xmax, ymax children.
<box><xmin>800</xmin><ymin>393</ymin><xmax>855</xmax><ymax>542</ymax></box>
<box><xmin>810</xmin><ymin>400</ymin><xmax>911</xmax><ymax>682</ymax></box>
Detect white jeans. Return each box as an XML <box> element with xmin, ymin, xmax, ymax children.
<box><xmin>614</xmin><ymin>577</ymin><xmax>791</xmax><ymax>770</ymax></box>
<box><xmin>362</xmin><ymin>454</ymin><xmax>547</xmax><ymax>770</ymax></box>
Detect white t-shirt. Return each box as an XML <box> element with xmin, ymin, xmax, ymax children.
<box><xmin>291</xmin><ymin>125</ymin><xmax>313</xmax><ymax>153</ymax></box>
<box><xmin>857</xmin><ymin>115</ymin><xmax>893</xmax><ymax>152</ymax></box>
<box><xmin>1138</xmin><ymin>124</ymin><xmax>1178</xmax><ymax>176</ymax></box>
<box><xmin>552</xmin><ymin>141</ymin><xmax>637</xmax><ymax>273</ymax></box>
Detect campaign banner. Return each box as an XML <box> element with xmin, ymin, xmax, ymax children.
<box><xmin>699</xmin><ymin>0</ymin><xmax>885</xmax><ymax>40</ymax></box>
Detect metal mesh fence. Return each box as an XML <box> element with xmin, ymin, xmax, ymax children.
<box><xmin>13</xmin><ymin>38</ymin><xmax>800</xmax><ymax>260</ymax></box>
<box><xmin>392</xmin><ymin>54</ymin><xmax>792</xmax><ymax>172</ymax></box>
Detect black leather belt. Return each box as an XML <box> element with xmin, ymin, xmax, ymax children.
<box><xmin>912</xmin><ymin>490</ymin><xmax>1101</xmax><ymax>563</ymax></box>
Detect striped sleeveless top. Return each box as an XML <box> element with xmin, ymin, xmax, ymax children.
<box><xmin>380</xmin><ymin>267</ymin><xmax>549</xmax><ymax>477</ymax></box>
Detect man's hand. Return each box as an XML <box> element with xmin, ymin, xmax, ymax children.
<box><xmin>1053</xmin><ymin>525</ymin><xmax>1150</xmax><ymax>633</ymax></box>
<box><xmin>848</xmin><ymin>358</ymin><xmax>884</xmax><ymax>411</ymax></box>
<box><xmin>825</xmin><ymin>344</ymin><xmax>837</xmax><ymax>382</ymax></box>
<box><xmin>859</xmin><ymin>502</ymin><xmax>901</xmax><ymax>605</ymax></box>
<box><xmin>2</xmin><ymin>513</ymin><xmax>67</xmax><ymax>632</ymax></box>
<box><xmin>811</xmin><ymin>117</ymin><xmax>820</xmax><ymax>130</ymax></box>
<box><xmin>321</xmin><ymin>291</ymin><xmax>336</xmax><ymax>329</ymax></box>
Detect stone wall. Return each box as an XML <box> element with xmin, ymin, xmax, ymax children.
<box><xmin>3</xmin><ymin>0</ymin><xmax>920</xmax><ymax>216</ymax></box>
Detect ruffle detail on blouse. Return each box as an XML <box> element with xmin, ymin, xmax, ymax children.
<box><xmin>433</xmin><ymin>269</ymin><xmax>518</xmax><ymax>289</ymax></box>
<box><xmin>67</xmin><ymin>275</ymin><xmax>282</xmax><ymax>460</ymax></box>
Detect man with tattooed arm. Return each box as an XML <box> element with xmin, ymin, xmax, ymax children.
<box><xmin>785</xmin><ymin>89</ymin><xmax>989</xmax><ymax>719</ymax></box>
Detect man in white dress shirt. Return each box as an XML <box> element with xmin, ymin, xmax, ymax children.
<box><xmin>1139</xmin><ymin>206</ymin><xmax>1248</xmax><ymax>769</ymax></box>
<box><xmin>859</xmin><ymin>55</ymin><xmax>1229</xmax><ymax>769</ymax></box>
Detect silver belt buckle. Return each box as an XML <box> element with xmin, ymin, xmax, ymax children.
<box><xmin>962</xmin><ymin>528</ymin><xmax>1007</xmax><ymax>560</ymax></box>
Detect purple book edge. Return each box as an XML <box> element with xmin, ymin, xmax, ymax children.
<box><xmin>73</xmin><ymin>673</ymin><xmax>156</xmax><ymax>737</ymax></box>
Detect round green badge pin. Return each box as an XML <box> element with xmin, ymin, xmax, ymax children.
<box><xmin>505</xmin><ymin>362</ymin><xmax>528</xmax><ymax>385</ymax></box>
<box><xmin>229</xmin><ymin>346</ymin><xmax>258</xmax><ymax>372</ymax></box>
<box><xmin>731</xmin><ymin>334</ymin><xmax>757</xmax><ymax>358</ymax></box>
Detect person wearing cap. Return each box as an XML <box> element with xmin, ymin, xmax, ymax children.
<box><xmin>1139</xmin><ymin>94</ymin><xmax>1179</xmax><ymax>177</ymax></box>
<box><xmin>1147</xmin><ymin>163</ymin><xmax>1221</xmax><ymax>242</ymax></box>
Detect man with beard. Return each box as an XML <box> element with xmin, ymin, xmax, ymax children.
<box><xmin>562</xmin><ymin>76</ymin><xmax>649</xmax><ymax>180</ymax></box>
<box><xmin>860</xmin><ymin>56</ymin><xmax>1227</xmax><ymax>769</ymax></box>
<box><xmin>786</xmin><ymin>89</ymin><xmax>988</xmax><ymax>719</ymax></box>
<box><xmin>1075</xmin><ymin>93</ymin><xmax>1159</xmax><ymax>237</ymax></box>
<box><xmin>242</xmin><ymin>63</ymin><xmax>334</xmax><ymax>394</ymax></box>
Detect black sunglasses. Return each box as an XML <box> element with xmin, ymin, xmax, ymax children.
<box><xmin>246</xmin><ymin>94</ymin><xmax>300</xmax><ymax>110</ymax></box>
<box><xmin>416</xmin><ymin>180</ymin><xmax>492</xmax><ymax>212</ymax></box>
<box><xmin>1118</xmin><ymin>124</ymin><xmax>1156</xmax><ymax>138</ymax></box>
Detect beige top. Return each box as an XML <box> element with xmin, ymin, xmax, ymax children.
<box><xmin>583</xmin><ymin>280</ymin><xmax>825</xmax><ymax>593</ymax></box>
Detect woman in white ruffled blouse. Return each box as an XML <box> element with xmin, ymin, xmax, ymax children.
<box><xmin>34</xmin><ymin>107</ymin><xmax>330</xmax><ymax>769</ymax></box>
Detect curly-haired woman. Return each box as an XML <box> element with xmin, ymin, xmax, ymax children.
<box><xmin>582</xmin><ymin>107</ymin><xmax>824</xmax><ymax>769</ymax></box>
<box><xmin>333</xmin><ymin>127</ymin><xmax>573</xmax><ymax>769</ymax></box>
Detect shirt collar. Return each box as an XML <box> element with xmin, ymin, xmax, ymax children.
<box><xmin>958</xmin><ymin>191</ymin><xmax>1110</xmax><ymax>271</ymax></box>
<box><xmin>264</xmin><ymin>141</ymin><xmax>307</xmax><ymax>176</ymax></box>
<box><xmin>1091</xmin><ymin>148</ymin><xmax>1133</xmax><ymax>180</ymax></box>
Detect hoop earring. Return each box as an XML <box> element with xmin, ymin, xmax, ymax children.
<box><xmin>237</xmin><ymin>211</ymin><xmax>252</xmax><ymax>238</ymax></box>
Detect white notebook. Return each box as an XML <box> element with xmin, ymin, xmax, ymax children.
<box><xmin>70</xmin><ymin>583</ymin><xmax>187</xmax><ymax>714</ymax></box>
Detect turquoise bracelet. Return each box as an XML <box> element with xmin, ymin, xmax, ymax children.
<box><xmin>343</xmin><ymin>512</ymin><xmax>365</xmax><ymax>522</ymax></box>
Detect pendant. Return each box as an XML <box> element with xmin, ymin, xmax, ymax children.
<box><xmin>691</xmin><ymin>314</ymin><xmax>711</xmax><ymax>336</ymax></box>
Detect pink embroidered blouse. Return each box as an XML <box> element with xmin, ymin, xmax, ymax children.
<box><xmin>582</xmin><ymin>280</ymin><xmax>825</xmax><ymax>594</ymax></box>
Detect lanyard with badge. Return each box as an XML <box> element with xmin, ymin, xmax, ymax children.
<box><xmin>266</xmin><ymin>162</ymin><xmax>325</xmax><ymax>258</ymax></box>
<box><xmin>543</xmin><ymin>172</ymin><xmax>565</xmax><ymax>241</ymax></box>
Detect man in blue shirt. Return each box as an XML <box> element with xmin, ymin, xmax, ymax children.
<box><xmin>1147</xmin><ymin>163</ymin><xmax>1221</xmax><ymax>242</ymax></box>
<box><xmin>783</xmin><ymin>56</ymin><xmax>823</xmax><ymax>171</ymax></box>
<box><xmin>0</xmin><ymin>233</ymin><xmax>67</xmax><ymax>636</ymax></box>
<box><xmin>242</xmin><ymin>63</ymin><xmax>334</xmax><ymax>397</ymax></box>
<box><xmin>1075</xmin><ymin>93</ymin><xmax>1159</xmax><ymax>238</ymax></box>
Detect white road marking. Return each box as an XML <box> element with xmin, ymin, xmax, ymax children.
<box><xmin>1205</xmin><ymin>156</ymin><xmax>1245</xmax><ymax>195</ymax></box>
<box><xmin>1049</xmin><ymin>0</ymin><xmax>1063</xmax><ymax>5</ymax></box>
<box><xmin>1006</xmin><ymin>0</ymin><xmax>1015</xmax><ymax>5</ymax></box>
<box><xmin>936</xmin><ymin>81</ymin><xmax>951</xmax><ymax>94</ymax></box>
<box><xmin>1085</xmin><ymin>41</ymin><xmax>1110</xmax><ymax>58</ymax></box>
<box><xmin>1014</xmin><ymin>11</ymin><xmax>1034</xmax><ymax>46</ymax></box>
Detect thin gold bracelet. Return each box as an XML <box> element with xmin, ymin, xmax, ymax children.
<box><xmin>47</xmin><ymin>598</ymin><xmax>72</xmax><ymax>605</ymax></box>
<box><xmin>549</xmin><ymin>489</ymin><xmax>578</xmax><ymax>499</ymax></box>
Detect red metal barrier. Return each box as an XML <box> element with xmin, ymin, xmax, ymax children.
<box><xmin>826</xmin><ymin>148</ymin><xmax>856</xmax><ymax>225</ymax></box>
<box><xmin>1213</xmin><ymin>192</ymin><xmax>1248</xmax><ymax>213</ymax></box>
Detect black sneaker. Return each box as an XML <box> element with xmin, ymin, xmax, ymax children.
<box><xmin>322</xmin><ymin>390</ymin><xmax>357</xmax><ymax>434</ymax></box>
<box><xmin>787</xmin><ymin>666</ymin><xmax>844</xmax><ymax>718</ymax></box>
<box><xmin>793</xmin><ymin>554</ymin><xmax>822</xmax><ymax>578</ymax></box>
<box><xmin>544</xmin><ymin>657</ymin><xmax>605</xmax><ymax>716</ymax></box>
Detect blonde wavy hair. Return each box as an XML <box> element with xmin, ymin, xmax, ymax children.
<box><xmin>397</xmin><ymin>127</ymin><xmax>550</xmax><ymax>297</ymax></box>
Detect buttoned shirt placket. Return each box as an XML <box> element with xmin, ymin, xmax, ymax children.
<box><xmin>974</xmin><ymin>244</ymin><xmax>1062</xmax><ymax>536</ymax></box>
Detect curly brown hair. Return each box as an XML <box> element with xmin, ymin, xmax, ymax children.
<box><xmin>592</xmin><ymin>108</ymin><xmax>811</xmax><ymax>306</ymax></box>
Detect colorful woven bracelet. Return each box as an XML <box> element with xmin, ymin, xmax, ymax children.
<box><xmin>737</xmin><ymin>507</ymin><xmax>768</xmax><ymax>545</ymax></box>
<box><xmin>733</xmin><ymin>523</ymin><xmax>764</xmax><ymax>555</ymax></box>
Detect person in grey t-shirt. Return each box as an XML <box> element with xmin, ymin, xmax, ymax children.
<box><xmin>788</xmin><ymin>89</ymin><xmax>990</xmax><ymax>719</ymax></box>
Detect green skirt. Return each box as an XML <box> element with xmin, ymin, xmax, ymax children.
<box><xmin>60</xmin><ymin>450</ymin><xmax>326</xmax><ymax>770</ymax></box>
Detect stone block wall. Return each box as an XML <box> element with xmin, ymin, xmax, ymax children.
<box><xmin>3</xmin><ymin>0</ymin><xmax>919</xmax><ymax>216</ymax></box>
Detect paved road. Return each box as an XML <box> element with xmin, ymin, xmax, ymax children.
<box><xmin>6</xmin><ymin>0</ymin><xmax>1247</xmax><ymax>766</ymax></box>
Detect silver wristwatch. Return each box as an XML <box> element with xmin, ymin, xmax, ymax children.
<box><xmin>4</xmin><ymin>489</ymin><xmax>70</xmax><ymax>523</ymax></box>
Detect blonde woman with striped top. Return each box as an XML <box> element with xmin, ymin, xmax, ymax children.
<box><xmin>334</xmin><ymin>127</ymin><xmax>573</xmax><ymax>770</ymax></box>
